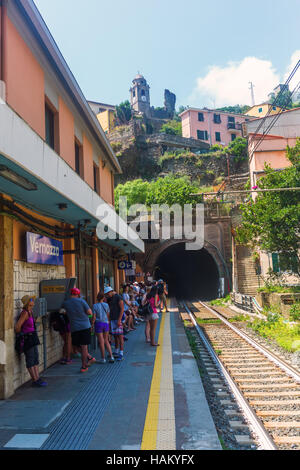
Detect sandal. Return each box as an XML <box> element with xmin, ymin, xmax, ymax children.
<box><xmin>80</xmin><ymin>366</ymin><xmax>89</xmax><ymax>373</ymax></box>
<box><xmin>150</xmin><ymin>344</ymin><xmax>160</xmax><ymax>347</ymax></box>
<box><xmin>87</xmin><ymin>357</ymin><xmax>96</xmax><ymax>366</ymax></box>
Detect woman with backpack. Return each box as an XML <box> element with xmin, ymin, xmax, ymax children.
<box><xmin>15</xmin><ymin>295</ymin><xmax>47</xmax><ymax>387</ymax></box>
<box><xmin>142</xmin><ymin>286</ymin><xmax>160</xmax><ymax>347</ymax></box>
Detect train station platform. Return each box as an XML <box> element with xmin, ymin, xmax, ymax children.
<box><xmin>0</xmin><ymin>301</ymin><xmax>221</xmax><ymax>451</ymax></box>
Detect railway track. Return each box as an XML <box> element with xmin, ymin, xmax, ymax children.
<box><xmin>181</xmin><ymin>300</ymin><xmax>300</xmax><ymax>451</ymax></box>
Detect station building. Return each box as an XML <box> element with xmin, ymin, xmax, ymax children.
<box><xmin>0</xmin><ymin>0</ymin><xmax>144</xmax><ymax>398</ymax></box>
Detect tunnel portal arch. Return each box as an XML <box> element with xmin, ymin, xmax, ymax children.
<box><xmin>153</xmin><ymin>240</ymin><xmax>222</xmax><ymax>301</ymax></box>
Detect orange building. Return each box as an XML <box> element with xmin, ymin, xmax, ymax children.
<box><xmin>0</xmin><ymin>0</ymin><xmax>143</xmax><ymax>398</ymax></box>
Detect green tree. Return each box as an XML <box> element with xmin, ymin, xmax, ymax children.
<box><xmin>160</xmin><ymin>120</ymin><xmax>182</xmax><ymax>136</ymax></box>
<box><xmin>114</xmin><ymin>179</ymin><xmax>150</xmax><ymax>213</ymax></box>
<box><xmin>115</xmin><ymin>100</ymin><xmax>132</xmax><ymax>124</ymax></box>
<box><xmin>236</xmin><ymin>139</ymin><xmax>300</xmax><ymax>273</ymax></box>
<box><xmin>227</xmin><ymin>137</ymin><xmax>248</xmax><ymax>160</ymax></box>
<box><xmin>269</xmin><ymin>89</ymin><xmax>293</xmax><ymax>109</ymax></box>
<box><xmin>216</xmin><ymin>105</ymin><xmax>251</xmax><ymax>115</ymax></box>
<box><xmin>114</xmin><ymin>175</ymin><xmax>199</xmax><ymax>212</ymax></box>
<box><xmin>174</xmin><ymin>105</ymin><xmax>188</xmax><ymax>122</ymax></box>
<box><xmin>146</xmin><ymin>175</ymin><xmax>199</xmax><ymax>207</ymax></box>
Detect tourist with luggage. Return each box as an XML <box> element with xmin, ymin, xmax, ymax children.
<box><xmin>15</xmin><ymin>295</ymin><xmax>47</xmax><ymax>387</ymax></box>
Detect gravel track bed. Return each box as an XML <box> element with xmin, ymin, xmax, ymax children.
<box><xmin>187</xmin><ymin>305</ymin><xmax>300</xmax><ymax>451</ymax></box>
<box><xmin>195</xmin><ymin>302</ymin><xmax>300</xmax><ymax>373</ymax></box>
<box><xmin>179</xmin><ymin>303</ymin><xmax>259</xmax><ymax>450</ymax></box>
<box><xmin>188</xmin><ymin>329</ymin><xmax>258</xmax><ymax>450</ymax></box>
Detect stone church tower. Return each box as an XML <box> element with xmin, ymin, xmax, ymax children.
<box><xmin>130</xmin><ymin>74</ymin><xmax>151</xmax><ymax>116</ymax></box>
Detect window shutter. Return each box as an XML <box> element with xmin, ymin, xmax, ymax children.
<box><xmin>272</xmin><ymin>253</ymin><xmax>280</xmax><ymax>273</ymax></box>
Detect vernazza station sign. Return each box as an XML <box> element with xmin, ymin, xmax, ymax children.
<box><xmin>26</xmin><ymin>232</ymin><xmax>64</xmax><ymax>266</ymax></box>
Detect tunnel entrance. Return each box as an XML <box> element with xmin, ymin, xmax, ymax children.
<box><xmin>155</xmin><ymin>243</ymin><xmax>220</xmax><ymax>301</ymax></box>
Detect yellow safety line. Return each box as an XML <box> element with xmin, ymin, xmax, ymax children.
<box><xmin>140</xmin><ymin>312</ymin><xmax>166</xmax><ymax>450</ymax></box>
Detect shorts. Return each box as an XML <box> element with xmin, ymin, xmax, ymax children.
<box><xmin>71</xmin><ymin>328</ymin><xmax>91</xmax><ymax>347</ymax></box>
<box><xmin>95</xmin><ymin>321</ymin><xmax>109</xmax><ymax>334</ymax></box>
<box><xmin>110</xmin><ymin>320</ymin><xmax>123</xmax><ymax>336</ymax></box>
<box><xmin>24</xmin><ymin>345</ymin><xmax>39</xmax><ymax>369</ymax></box>
<box><xmin>151</xmin><ymin>313</ymin><xmax>159</xmax><ymax>321</ymax></box>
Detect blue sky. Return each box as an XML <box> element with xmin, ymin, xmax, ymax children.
<box><xmin>34</xmin><ymin>0</ymin><xmax>300</xmax><ymax>109</ymax></box>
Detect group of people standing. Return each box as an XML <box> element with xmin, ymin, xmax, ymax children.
<box><xmin>15</xmin><ymin>279</ymin><xmax>169</xmax><ymax>388</ymax></box>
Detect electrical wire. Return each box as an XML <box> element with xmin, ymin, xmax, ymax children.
<box><xmin>249</xmin><ymin>80</ymin><xmax>300</xmax><ymax>163</ymax></box>
<box><xmin>248</xmin><ymin>60</ymin><xmax>300</xmax><ymax>148</ymax></box>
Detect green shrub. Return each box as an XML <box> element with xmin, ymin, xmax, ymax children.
<box><xmin>249</xmin><ymin>315</ymin><xmax>300</xmax><ymax>352</ymax></box>
<box><xmin>160</xmin><ymin>120</ymin><xmax>182</xmax><ymax>136</ymax></box>
<box><xmin>258</xmin><ymin>285</ymin><xmax>300</xmax><ymax>294</ymax></box>
<box><xmin>111</xmin><ymin>141</ymin><xmax>122</xmax><ymax>152</ymax></box>
<box><xmin>290</xmin><ymin>302</ymin><xmax>300</xmax><ymax>322</ymax></box>
<box><xmin>210</xmin><ymin>295</ymin><xmax>231</xmax><ymax>307</ymax></box>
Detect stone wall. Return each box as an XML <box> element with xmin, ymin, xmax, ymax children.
<box><xmin>13</xmin><ymin>261</ymin><xmax>66</xmax><ymax>390</ymax></box>
<box><xmin>109</xmin><ymin>122</ymin><xmax>249</xmax><ymax>185</ymax></box>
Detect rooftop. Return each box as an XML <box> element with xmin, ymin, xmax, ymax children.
<box><xmin>179</xmin><ymin>107</ymin><xmax>251</xmax><ymax>118</ymax></box>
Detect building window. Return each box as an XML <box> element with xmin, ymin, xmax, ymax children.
<box><xmin>231</xmin><ymin>133</ymin><xmax>237</xmax><ymax>141</ymax></box>
<box><xmin>141</xmin><ymin>89</ymin><xmax>145</xmax><ymax>97</ymax></box>
<box><xmin>228</xmin><ymin>116</ymin><xmax>235</xmax><ymax>123</ymax></box>
<box><xmin>272</xmin><ymin>253</ymin><xmax>298</xmax><ymax>273</ymax></box>
<box><xmin>258</xmin><ymin>107</ymin><xmax>263</xmax><ymax>113</ymax></box>
<box><xmin>133</xmin><ymin>90</ymin><xmax>136</xmax><ymax>98</ymax></box>
<box><xmin>213</xmin><ymin>113</ymin><xmax>221</xmax><ymax>124</ymax></box>
<box><xmin>45</xmin><ymin>102</ymin><xmax>55</xmax><ymax>150</ymax></box>
<box><xmin>198</xmin><ymin>112</ymin><xmax>204</xmax><ymax>122</ymax></box>
<box><xmin>272</xmin><ymin>106</ymin><xmax>277</xmax><ymax>111</ymax></box>
<box><xmin>75</xmin><ymin>140</ymin><xmax>83</xmax><ymax>178</ymax></box>
<box><xmin>197</xmin><ymin>130</ymin><xmax>208</xmax><ymax>140</ymax></box>
<box><xmin>215</xmin><ymin>132</ymin><xmax>221</xmax><ymax>142</ymax></box>
<box><xmin>45</xmin><ymin>98</ymin><xmax>59</xmax><ymax>152</ymax></box>
<box><xmin>93</xmin><ymin>163</ymin><xmax>100</xmax><ymax>194</ymax></box>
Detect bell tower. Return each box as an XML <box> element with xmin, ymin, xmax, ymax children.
<box><xmin>130</xmin><ymin>74</ymin><xmax>150</xmax><ymax>116</ymax></box>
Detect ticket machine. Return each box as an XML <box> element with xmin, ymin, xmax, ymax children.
<box><xmin>39</xmin><ymin>278</ymin><xmax>77</xmax><ymax>312</ymax></box>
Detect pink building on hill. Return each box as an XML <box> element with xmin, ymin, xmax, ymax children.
<box><xmin>180</xmin><ymin>108</ymin><xmax>250</xmax><ymax>147</ymax></box>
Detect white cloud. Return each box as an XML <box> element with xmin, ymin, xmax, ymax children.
<box><xmin>189</xmin><ymin>52</ymin><xmax>300</xmax><ymax>108</ymax></box>
<box><xmin>284</xmin><ymin>50</ymin><xmax>300</xmax><ymax>94</ymax></box>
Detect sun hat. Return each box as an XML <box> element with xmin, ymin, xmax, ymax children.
<box><xmin>71</xmin><ymin>288</ymin><xmax>81</xmax><ymax>296</ymax></box>
<box><xmin>104</xmin><ymin>286</ymin><xmax>113</xmax><ymax>294</ymax></box>
<box><xmin>21</xmin><ymin>295</ymin><xmax>36</xmax><ymax>306</ymax></box>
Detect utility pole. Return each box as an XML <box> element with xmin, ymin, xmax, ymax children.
<box><xmin>249</xmin><ymin>82</ymin><xmax>255</xmax><ymax>106</ymax></box>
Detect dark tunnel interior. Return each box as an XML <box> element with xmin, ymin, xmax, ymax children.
<box><xmin>155</xmin><ymin>243</ymin><xmax>220</xmax><ymax>301</ymax></box>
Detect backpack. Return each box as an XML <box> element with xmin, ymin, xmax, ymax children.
<box><xmin>15</xmin><ymin>333</ymin><xmax>25</xmax><ymax>355</ymax></box>
<box><xmin>50</xmin><ymin>312</ymin><xmax>69</xmax><ymax>333</ymax></box>
<box><xmin>139</xmin><ymin>302</ymin><xmax>154</xmax><ymax>319</ymax></box>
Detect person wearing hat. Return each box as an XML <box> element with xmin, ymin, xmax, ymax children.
<box><xmin>61</xmin><ymin>288</ymin><xmax>96</xmax><ymax>373</ymax></box>
<box><xmin>15</xmin><ymin>295</ymin><xmax>47</xmax><ymax>387</ymax></box>
<box><xmin>104</xmin><ymin>286</ymin><xmax>125</xmax><ymax>361</ymax></box>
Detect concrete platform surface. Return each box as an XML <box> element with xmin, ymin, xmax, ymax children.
<box><xmin>0</xmin><ymin>301</ymin><xmax>221</xmax><ymax>450</ymax></box>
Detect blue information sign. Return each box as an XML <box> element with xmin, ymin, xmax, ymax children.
<box><xmin>26</xmin><ymin>232</ymin><xmax>64</xmax><ymax>266</ymax></box>
<box><xmin>118</xmin><ymin>261</ymin><xmax>132</xmax><ymax>270</ymax></box>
